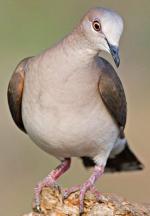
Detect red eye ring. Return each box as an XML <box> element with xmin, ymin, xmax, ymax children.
<box><xmin>92</xmin><ymin>20</ymin><xmax>101</xmax><ymax>32</ymax></box>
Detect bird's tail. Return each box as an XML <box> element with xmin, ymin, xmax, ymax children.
<box><xmin>81</xmin><ymin>143</ymin><xmax>144</xmax><ymax>173</ymax></box>
<box><xmin>105</xmin><ymin>143</ymin><xmax>144</xmax><ymax>172</ymax></box>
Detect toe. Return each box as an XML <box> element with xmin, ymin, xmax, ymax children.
<box><xmin>79</xmin><ymin>188</ymin><xmax>86</xmax><ymax>214</ymax></box>
<box><xmin>63</xmin><ymin>185</ymin><xmax>80</xmax><ymax>199</ymax></box>
<box><xmin>34</xmin><ymin>177</ymin><xmax>56</xmax><ymax>208</ymax></box>
<box><xmin>90</xmin><ymin>186</ymin><xmax>101</xmax><ymax>200</ymax></box>
<box><xmin>79</xmin><ymin>199</ymin><xmax>84</xmax><ymax>215</ymax></box>
<box><xmin>34</xmin><ymin>182</ymin><xmax>43</xmax><ymax>206</ymax></box>
<box><xmin>63</xmin><ymin>189</ymin><xmax>69</xmax><ymax>199</ymax></box>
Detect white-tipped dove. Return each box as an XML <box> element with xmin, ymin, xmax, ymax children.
<box><xmin>8</xmin><ymin>7</ymin><xmax>143</xmax><ymax>214</ymax></box>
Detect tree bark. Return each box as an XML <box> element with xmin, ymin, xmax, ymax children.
<box><xmin>23</xmin><ymin>186</ymin><xmax>150</xmax><ymax>216</ymax></box>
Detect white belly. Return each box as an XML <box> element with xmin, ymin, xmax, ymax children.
<box><xmin>22</xmin><ymin>91</ymin><xmax>119</xmax><ymax>161</ymax></box>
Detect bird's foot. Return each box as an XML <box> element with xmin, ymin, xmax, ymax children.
<box><xmin>78</xmin><ymin>180</ymin><xmax>100</xmax><ymax>214</ymax></box>
<box><xmin>63</xmin><ymin>185</ymin><xmax>101</xmax><ymax>199</ymax></box>
<box><xmin>63</xmin><ymin>184</ymin><xmax>101</xmax><ymax>214</ymax></box>
<box><xmin>33</xmin><ymin>158</ymin><xmax>71</xmax><ymax>212</ymax></box>
<box><xmin>63</xmin><ymin>183</ymin><xmax>101</xmax><ymax>214</ymax></box>
<box><xmin>63</xmin><ymin>165</ymin><xmax>104</xmax><ymax>214</ymax></box>
<box><xmin>34</xmin><ymin>176</ymin><xmax>57</xmax><ymax>211</ymax></box>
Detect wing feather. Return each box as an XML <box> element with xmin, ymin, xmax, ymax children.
<box><xmin>98</xmin><ymin>58</ymin><xmax>127</xmax><ymax>130</ymax></box>
<box><xmin>7</xmin><ymin>57</ymin><xmax>31</xmax><ymax>133</ymax></box>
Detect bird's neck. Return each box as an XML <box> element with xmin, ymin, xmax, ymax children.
<box><xmin>60</xmin><ymin>27</ymin><xmax>98</xmax><ymax>65</ymax></box>
<box><xmin>39</xmin><ymin>28</ymin><xmax>100</xmax><ymax>79</ymax></box>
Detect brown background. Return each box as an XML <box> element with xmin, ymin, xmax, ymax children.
<box><xmin>0</xmin><ymin>0</ymin><xmax>150</xmax><ymax>215</ymax></box>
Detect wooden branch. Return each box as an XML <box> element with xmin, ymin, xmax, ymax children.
<box><xmin>23</xmin><ymin>186</ymin><xmax>150</xmax><ymax>216</ymax></box>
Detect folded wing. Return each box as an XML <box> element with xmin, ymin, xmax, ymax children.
<box><xmin>7</xmin><ymin>57</ymin><xmax>32</xmax><ymax>133</ymax></box>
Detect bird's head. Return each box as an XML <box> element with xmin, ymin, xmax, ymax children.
<box><xmin>80</xmin><ymin>7</ymin><xmax>124</xmax><ymax>67</ymax></box>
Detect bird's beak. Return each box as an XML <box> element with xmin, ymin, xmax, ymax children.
<box><xmin>106</xmin><ymin>39</ymin><xmax>120</xmax><ymax>67</ymax></box>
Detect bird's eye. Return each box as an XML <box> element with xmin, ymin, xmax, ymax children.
<box><xmin>92</xmin><ymin>21</ymin><xmax>101</xmax><ymax>32</ymax></box>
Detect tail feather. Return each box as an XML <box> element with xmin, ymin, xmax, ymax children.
<box><xmin>81</xmin><ymin>143</ymin><xmax>144</xmax><ymax>173</ymax></box>
<box><xmin>81</xmin><ymin>156</ymin><xmax>95</xmax><ymax>168</ymax></box>
<box><xmin>105</xmin><ymin>144</ymin><xmax>144</xmax><ymax>172</ymax></box>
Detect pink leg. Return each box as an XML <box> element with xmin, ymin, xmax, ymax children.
<box><xmin>63</xmin><ymin>165</ymin><xmax>104</xmax><ymax>214</ymax></box>
<box><xmin>34</xmin><ymin>158</ymin><xmax>71</xmax><ymax>210</ymax></box>
<box><xmin>79</xmin><ymin>165</ymin><xmax>104</xmax><ymax>213</ymax></box>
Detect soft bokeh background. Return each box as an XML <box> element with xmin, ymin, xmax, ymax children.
<box><xmin>1</xmin><ymin>0</ymin><xmax>150</xmax><ymax>215</ymax></box>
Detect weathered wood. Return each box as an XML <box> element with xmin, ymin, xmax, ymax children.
<box><xmin>23</xmin><ymin>186</ymin><xmax>150</xmax><ymax>216</ymax></box>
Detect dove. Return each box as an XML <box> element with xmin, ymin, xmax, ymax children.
<box><xmin>7</xmin><ymin>7</ymin><xmax>143</xmax><ymax>214</ymax></box>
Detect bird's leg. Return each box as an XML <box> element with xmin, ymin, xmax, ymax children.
<box><xmin>63</xmin><ymin>164</ymin><xmax>104</xmax><ymax>214</ymax></box>
<box><xmin>34</xmin><ymin>158</ymin><xmax>71</xmax><ymax>211</ymax></box>
<box><xmin>79</xmin><ymin>165</ymin><xmax>104</xmax><ymax>213</ymax></box>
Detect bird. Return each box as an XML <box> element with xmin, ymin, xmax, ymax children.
<box><xmin>7</xmin><ymin>7</ymin><xmax>143</xmax><ymax>214</ymax></box>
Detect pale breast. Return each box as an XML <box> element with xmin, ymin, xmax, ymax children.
<box><xmin>22</xmin><ymin>54</ymin><xmax>119</xmax><ymax>159</ymax></box>
<box><xmin>22</xmin><ymin>87</ymin><xmax>119</xmax><ymax>159</ymax></box>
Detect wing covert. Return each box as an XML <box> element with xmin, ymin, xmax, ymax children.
<box><xmin>7</xmin><ymin>57</ymin><xmax>31</xmax><ymax>133</ymax></box>
<box><xmin>98</xmin><ymin>58</ymin><xmax>127</xmax><ymax>130</ymax></box>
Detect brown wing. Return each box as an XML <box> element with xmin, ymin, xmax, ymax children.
<box><xmin>7</xmin><ymin>57</ymin><xmax>32</xmax><ymax>133</ymax></box>
<box><xmin>98</xmin><ymin>58</ymin><xmax>127</xmax><ymax>130</ymax></box>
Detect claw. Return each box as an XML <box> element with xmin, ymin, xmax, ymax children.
<box><xmin>33</xmin><ymin>204</ymin><xmax>41</xmax><ymax>213</ymax></box>
<box><xmin>52</xmin><ymin>182</ymin><xmax>60</xmax><ymax>190</ymax></box>
<box><xmin>63</xmin><ymin>190</ymin><xmax>69</xmax><ymax>200</ymax></box>
<box><xmin>79</xmin><ymin>201</ymin><xmax>84</xmax><ymax>215</ymax></box>
<box><xmin>79</xmin><ymin>207</ymin><xmax>84</xmax><ymax>215</ymax></box>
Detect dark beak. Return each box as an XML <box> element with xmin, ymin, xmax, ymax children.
<box><xmin>106</xmin><ymin>40</ymin><xmax>120</xmax><ymax>67</ymax></box>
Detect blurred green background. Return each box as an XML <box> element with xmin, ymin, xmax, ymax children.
<box><xmin>0</xmin><ymin>0</ymin><xmax>150</xmax><ymax>215</ymax></box>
